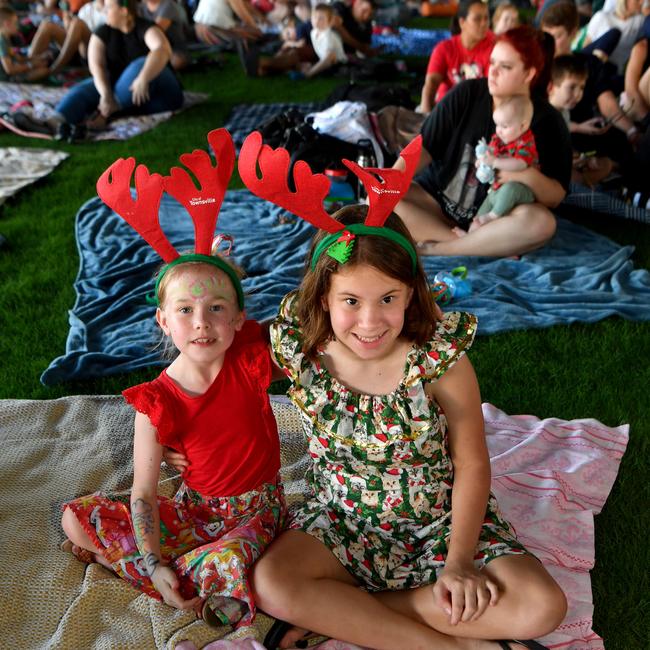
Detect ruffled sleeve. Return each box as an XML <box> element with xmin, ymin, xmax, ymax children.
<box><xmin>122</xmin><ymin>378</ymin><xmax>176</xmax><ymax>448</ymax></box>
<box><xmin>410</xmin><ymin>311</ymin><xmax>477</xmax><ymax>384</ymax></box>
<box><xmin>269</xmin><ymin>291</ymin><xmax>309</xmax><ymax>384</ymax></box>
<box><xmin>231</xmin><ymin>320</ymin><xmax>273</xmax><ymax>390</ymax></box>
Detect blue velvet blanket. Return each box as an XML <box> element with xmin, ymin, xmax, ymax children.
<box><xmin>41</xmin><ymin>190</ymin><xmax>650</xmax><ymax>384</ymax></box>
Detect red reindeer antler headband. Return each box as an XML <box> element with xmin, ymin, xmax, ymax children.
<box><xmin>95</xmin><ymin>129</ymin><xmax>244</xmax><ymax>308</ymax></box>
<box><xmin>238</xmin><ymin>132</ymin><xmax>423</xmax><ymax>271</ymax></box>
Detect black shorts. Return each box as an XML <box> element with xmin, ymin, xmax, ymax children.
<box><xmin>414</xmin><ymin>170</ymin><xmax>476</xmax><ymax>231</ymax></box>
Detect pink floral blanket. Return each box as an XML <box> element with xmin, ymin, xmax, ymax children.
<box><xmin>190</xmin><ymin>404</ymin><xmax>628</xmax><ymax>650</ymax></box>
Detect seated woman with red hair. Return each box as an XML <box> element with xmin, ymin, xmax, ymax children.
<box><xmin>397</xmin><ymin>25</ymin><xmax>572</xmax><ymax>259</ymax></box>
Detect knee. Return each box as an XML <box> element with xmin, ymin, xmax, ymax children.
<box><xmin>61</xmin><ymin>506</ymin><xmax>81</xmax><ymax>541</ymax></box>
<box><xmin>251</xmin><ymin>551</ymin><xmax>300</xmax><ymax>620</ymax></box>
<box><xmin>509</xmin><ymin>578</ymin><xmax>568</xmax><ymax>639</ymax></box>
<box><xmin>517</xmin><ymin>204</ymin><xmax>557</xmax><ymax>245</ymax></box>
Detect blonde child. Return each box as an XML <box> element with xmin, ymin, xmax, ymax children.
<box><xmin>60</xmin><ymin>130</ymin><xmax>286</xmax><ymax>627</ymax></box>
<box><xmin>302</xmin><ymin>3</ymin><xmax>346</xmax><ymax>78</ymax></box>
<box><xmin>0</xmin><ymin>6</ymin><xmax>49</xmax><ymax>81</ymax></box>
<box><xmin>236</xmin><ymin>132</ymin><xmax>567</xmax><ymax>650</ymax></box>
<box><xmin>492</xmin><ymin>3</ymin><xmax>519</xmax><ymax>36</ymax></box>
<box><xmin>471</xmin><ymin>95</ymin><xmax>538</xmax><ymax>231</ymax></box>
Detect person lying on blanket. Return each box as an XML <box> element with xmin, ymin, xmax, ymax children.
<box><xmin>60</xmin><ymin>129</ymin><xmax>286</xmax><ymax>628</ymax></box>
<box><xmin>165</xmin><ymin>131</ymin><xmax>568</xmax><ymax>650</ymax></box>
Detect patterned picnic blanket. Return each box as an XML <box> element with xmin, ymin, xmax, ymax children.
<box><xmin>562</xmin><ymin>182</ymin><xmax>650</xmax><ymax>224</ymax></box>
<box><xmin>0</xmin><ymin>395</ymin><xmax>625</xmax><ymax>649</ymax></box>
<box><xmin>0</xmin><ymin>82</ymin><xmax>207</xmax><ymax>141</ymax></box>
<box><xmin>0</xmin><ymin>146</ymin><xmax>68</xmax><ymax>206</ymax></box>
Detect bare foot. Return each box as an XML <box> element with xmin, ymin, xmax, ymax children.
<box><xmin>85</xmin><ymin>112</ymin><xmax>108</xmax><ymax>131</ymax></box>
<box><xmin>452</xmin><ymin>226</ymin><xmax>468</xmax><ymax>238</ymax></box>
<box><xmin>415</xmin><ymin>240</ymin><xmax>438</xmax><ymax>256</ymax></box>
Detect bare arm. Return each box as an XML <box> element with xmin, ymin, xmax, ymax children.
<box><xmin>227</xmin><ymin>0</ymin><xmax>262</xmax><ymax>31</ymax></box>
<box><xmin>597</xmin><ymin>90</ymin><xmax>636</xmax><ymax>135</ymax></box>
<box><xmin>129</xmin><ymin>25</ymin><xmax>172</xmax><ymax>105</ymax></box>
<box><xmin>131</xmin><ymin>411</ymin><xmax>164</xmax><ymax>576</ymax></box>
<box><xmin>305</xmin><ymin>51</ymin><xmax>338</xmax><ymax>78</ymax></box>
<box><xmin>88</xmin><ymin>34</ymin><xmax>113</xmax><ymax>97</ymax></box>
<box><xmin>490</xmin><ymin>154</ymin><xmax>527</xmax><ymax>172</ymax></box>
<box><xmin>87</xmin><ymin>34</ymin><xmax>120</xmax><ymax>116</ymax></box>
<box><xmin>140</xmin><ymin>25</ymin><xmax>172</xmax><ymax>83</ymax></box>
<box><xmin>131</xmin><ymin>412</ymin><xmax>200</xmax><ymax>610</ymax></box>
<box><xmin>419</xmin><ymin>72</ymin><xmax>443</xmax><ymax>114</ymax></box>
<box><xmin>496</xmin><ymin>166</ymin><xmax>566</xmax><ymax>208</ymax></box>
<box><xmin>624</xmin><ymin>41</ymin><xmax>650</xmax><ymax>120</ymax></box>
<box><xmin>0</xmin><ymin>54</ymin><xmax>31</xmax><ymax>75</ymax></box>
<box><xmin>429</xmin><ymin>355</ymin><xmax>498</xmax><ymax>624</ymax></box>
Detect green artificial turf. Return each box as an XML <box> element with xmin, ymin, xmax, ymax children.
<box><xmin>0</xmin><ymin>47</ymin><xmax>648</xmax><ymax>649</ymax></box>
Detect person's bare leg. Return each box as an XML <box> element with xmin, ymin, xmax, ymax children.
<box><xmin>50</xmin><ymin>18</ymin><xmax>91</xmax><ymax>74</ymax></box>
<box><xmin>418</xmin><ymin>203</ymin><xmax>556</xmax><ymax>257</ymax></box>
<box><xmin>61</xmin><ymin>506</ymin><xmax>113</xmax><ymax>570</ymax></box>
<box><xmin>252</xmin><ymin>531</ymin><xmax>566</xmax><ymax>650</ymax></box>
<box><xmin>28</xmin><ymin>21</ymin><xmax>65</xmax><ymax>58</ymax></box>
<box><xmin>375</xmin><ymin>554</ymin><xmax>567</xmax><ymax>642</ymax></box>
<box><xmin>195</xmin><ymin>23</ymin><xmax>228</xmax><ymax>46</ymax></box>
<box><xmin>394</xmin><ymin>181</ymin><xmax>460</xmax><ymax>244</ymax></box>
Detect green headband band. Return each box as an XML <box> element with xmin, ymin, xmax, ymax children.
<box><xmin>147</xmin><ymin>254</ymin><xmax>245</xmax><ymax>309</ymax></box>
<box><xmin>311</xmin><ymin>224</ymin><xmax>418</xmax><ymax>273</ymax></box>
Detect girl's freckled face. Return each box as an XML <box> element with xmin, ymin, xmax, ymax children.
<box><xmin>157</xmin><ymin>266</ymin><xmax>244</xmax><ymax>363</ymax></box>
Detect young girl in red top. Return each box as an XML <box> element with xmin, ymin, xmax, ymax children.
<box><xmin>59</xmin><ymin>129</ymin><xmax>285</xmax><ymax>627</ymax></box>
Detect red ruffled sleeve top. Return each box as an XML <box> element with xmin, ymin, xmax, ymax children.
<box><xmin>122</xmin><ymin>320</ymin><xmax>280</xmax><ymax>497</ymax></box>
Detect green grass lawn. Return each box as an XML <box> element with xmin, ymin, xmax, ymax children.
<box><xmin>0</xmin><ymin>49</ymin><xmax>648</xmax><ymax>648</ymax></box>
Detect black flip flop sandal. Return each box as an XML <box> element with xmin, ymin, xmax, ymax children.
<box><xmin>497</xmin><ymin>640</ymin><xmax>549</xmax><ymax>650</ymax></box>
<box><xmin>263</xmin><ymin>619</ymin><xmax>292</xmax><ymax>650</ymax></box>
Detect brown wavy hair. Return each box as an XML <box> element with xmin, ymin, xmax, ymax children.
<box><xmin>296</xmin><ymin>205</ymin><xmax>438</xmax><ymax>359</ymax></box>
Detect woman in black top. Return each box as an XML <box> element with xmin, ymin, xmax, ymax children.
<box><xmin>394</xmin><ymin>25</ymin><xmax>572</xmax><ymax>258</ymax></box>
<box><xmin>54</xmin><ymin>0</ymin><xmax>183</xmax><ymax>128</ymax></box>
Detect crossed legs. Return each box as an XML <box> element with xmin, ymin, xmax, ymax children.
<box><xmin>252</xmin><ymin>531</ymin><xmax>567</xmax><ymax>650</ymax></box>
<box><xmin>394</xmin><ymin>182</ymin><xmax>557</xmax><ymax>258</ymax></box>
<box><xmin>61</xmin><ymin>506</ymin><xmax>114</xmax><ymax>570</ymax></box>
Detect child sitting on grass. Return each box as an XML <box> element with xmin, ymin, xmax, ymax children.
<box><xmin>247</xmin><ymin>3</ymin><xmax>345</xmax><ymax>78</ymax></box>
<box><xmin>249</xmin><ymin>12</ymin><xmax>315</xmax><ymax>76</ymax></box>
<box><xmin>0</xmin><ymin>6</ymin><xmax>49</xmax><ymax>81</ymax></box>
<box><xmin>300</xmin><ymin>2</ymin><xmax>346</xmax><ymax>78</ymax></box>
<box><xmin>548</xmin><ymin>54</ymin><xmax>614</xmax><ymax>186</ymax></box>
<box><xmin>470</xmin><ymin>95</ymin><xmax>538</xmax><ymax>232</ymax></box>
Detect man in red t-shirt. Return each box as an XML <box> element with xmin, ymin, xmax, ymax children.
<box><xmin>418</xmin><ymin>0</ymin><xmax>494</xmax><ymax>113</ymax></box>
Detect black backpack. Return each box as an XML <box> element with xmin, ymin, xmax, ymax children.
<box><xmin>325</xmin><ymin>82</ymin><xmax>416</xmax><ymax>113</ymax></box>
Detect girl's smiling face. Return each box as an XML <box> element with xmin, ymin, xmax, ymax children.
<box><xmin>156</xmin><ymin>265</ymin><xmax>244</xmax><ymax>365</ymax></box>
<box><xmin>322</xmin><ymin>264</ymin><xmax>413</xmax><ymax>361</ymax></box>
